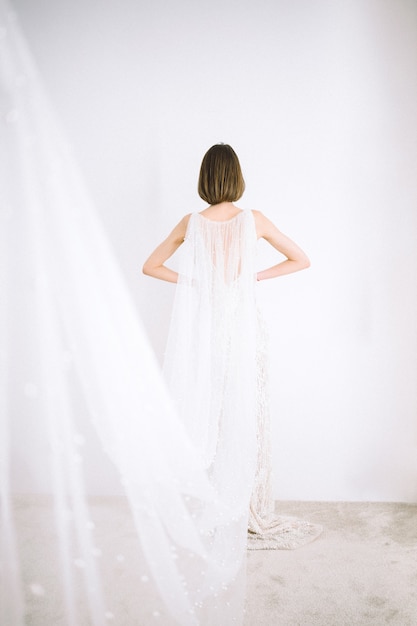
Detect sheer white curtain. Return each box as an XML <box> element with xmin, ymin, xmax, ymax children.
<box><xmin>0</xmin><ymin>2</ymin><xmax>247</xmax><ymax>624</ymax></box>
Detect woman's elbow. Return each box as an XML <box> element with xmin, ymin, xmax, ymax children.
<box><xmin>296</xmin><ymin>255</ymin><xmax>310</xmax><ymax>270</ymax></box>
<box><xmin>303</xmin><ymin>256</ymin><xmax>311</xmax><ymax>269</ymax></box>
<box><xmin>142</xmin><ymin>262</ymin><xmax>153</xmax><ymax>276</ymax></box>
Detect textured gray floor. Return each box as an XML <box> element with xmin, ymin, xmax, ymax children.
<box><xmin>15</xmin><ymin>498</ymin><xmax>417</xmax><ymax>625</ymax></box>
<box><xmin>245</xmin><ymin>501</ymin><xmax>417</xmax><ymax>626</ymax></box>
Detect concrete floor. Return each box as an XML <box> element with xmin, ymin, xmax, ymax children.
<box><xmin>12</xmin><ymin>497</ymin><xmax>417</xmax><ymax>625</ymax></box>
<box><xmin>245</xmin><ymin>501</ymin><xmax>417</xmax><ymax>626</ymax></box>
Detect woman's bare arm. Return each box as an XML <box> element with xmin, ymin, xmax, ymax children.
<box><xmin>142</xmin><ymin>214</ymin><xmax>191</xmax><ymax>283</ymax></box>
<box><xmin>253</xmin><ymin>210</ymin><xmax>310</xmax><ymax>281</ymax></box>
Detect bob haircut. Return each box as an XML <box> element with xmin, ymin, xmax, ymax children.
<box><xmin>198</xmin><ymin>144</ymin><xmax>245</xmax><ymax>205</ymax></box>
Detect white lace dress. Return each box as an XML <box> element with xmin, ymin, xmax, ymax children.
<box><xmin>164</xmin><ymin>209</ymin><xmax>322</xmax><ymax>550</ymax></box>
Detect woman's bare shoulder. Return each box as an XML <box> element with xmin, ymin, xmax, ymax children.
<box><xmin>250</xmin><ymin>209</ymin><xmax>276</xmax><ymax>237</ymax></box>
<box><xmin>250</xmin><ymin>209</ymin><xmax>271</xmax><ymax>222</ymax></box>
<box><xmin>164</xmin><ymin>212</ymin><xmax>192</xmax><ymax>244</ymax></box>
<box><xmin>250</xmin><ymin>209</ymin><xmax>264</xmax><ymax>220</ymax></box>
<box><xmin>179</xmin><ymin>212</ymin><xmax>192</xmax><ymax>226</ymax></box>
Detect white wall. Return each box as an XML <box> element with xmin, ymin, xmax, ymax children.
<box><xmin>14</xmin><ymin>0</ymin><xmax>417</xmax><ymax>502</ymax></box>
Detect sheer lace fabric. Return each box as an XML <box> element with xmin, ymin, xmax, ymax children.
<box><xmin>248</xmin><ymin>314</ymin><xmax>323</xmax><ymax>549</ymax></box>
<box><xmin>165</xmin><ymin>210</ymin><xmax>322</xmax><ymax>551</ymax></box>
<box><xmin>164</xmin><ymin>212</ymin><xmax>258</xmax><ymax>508</ymax></box>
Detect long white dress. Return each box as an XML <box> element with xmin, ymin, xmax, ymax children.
<box><xmin>164</xmin><ymin>209</ymin><xmax>323</xmax><ymax>550</ymax></box>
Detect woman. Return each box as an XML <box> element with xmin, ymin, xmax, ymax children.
<box><xmin>143</xmin><ymin>144</ymin><xmax>322</xmax><ymax>549</ymax></box>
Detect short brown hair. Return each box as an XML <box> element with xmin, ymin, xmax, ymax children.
<box><xmin>198</xmin><ymin>144</ymin><xmax>245</xmax><ymax>205</ymax></box>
